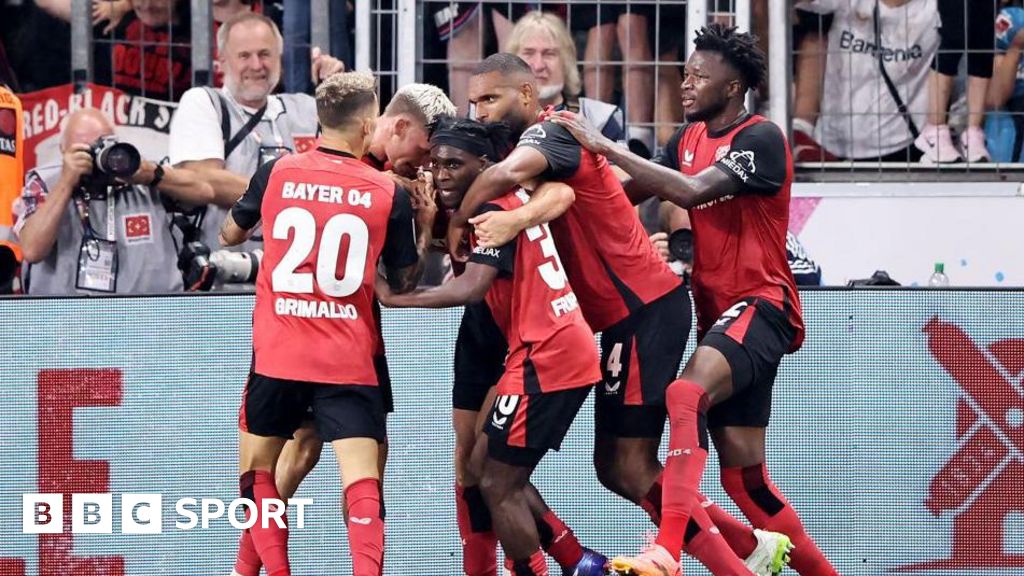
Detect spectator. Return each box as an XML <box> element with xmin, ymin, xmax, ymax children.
<box><xmin>429</xmin><ymin>3</ymin><xmax>519</xmax><ymax>115</ymax></box>
<box><xmin>13</xmin><ymin>108</ymin><xmax>213</xmax><ymax>295</ymax></box>
<box><xmin>575</xmin><ymin>4</ymin><xmax>687</xmax><ymax>152</ymax></box>
<box><xmin>4</xmin><ymin>0</ymin><xmax>72</xmax><ymax>91</ymax></box>
<box><xmin>985</xmin><ymin>3</ymin><xmax>1024</xmax><ymax>161</ymax></box>
<box><xmin>282</xmin><ymin>0</ymin><xmax>351</xmax><ymax>94</ymax></box>
<box><xmin>791</xmin><ymin>10</ymin><xmax>838</xmax><ymax>162</ymax></box>
<box><xmin>365</xmin><ymin>83</ymin><xmax>458</xmax><ymax>178</ymax></box>
<box><xmin>916</xmin><ymin>0</ymin><xmax>995</xmax><ymax>163</ymax></box>
<box><xmin>796</xmin><ymin>0</ymin><xmax>939</xmax><ymax>162</ymax></box>
<box><xmin>506</xmin><ymin>11</ymin><xmax>625</xmax><ymax>143</ymax></box>
<box><xmin>168</xmin><ymin>11</ymin><xmax>343</xmax><ymax>254</ymax></box>
<box><xmin>212</xmin><ymin>1</ymin><xmax>284</xmax><ymax>89</ymax></box>
<box><xmin>92</xmin><ymin>0</ymin><xmax>194</xmax><ymax>102</ymax></box>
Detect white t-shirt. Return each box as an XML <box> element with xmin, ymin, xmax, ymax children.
<box><xmin>168</xmin><ymin>87</ymin><xmax>318</xmax><ymax>250</ymax></box>
<box><xmin>799</xmin><ymin>0</ymin><xmax>939</xmax><ymax>159</ymax></box>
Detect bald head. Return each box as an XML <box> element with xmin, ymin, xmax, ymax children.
<box><xmin>62</xmin><ymin>109</ymin><xmax>113</xmax><ymax>150</ymax></box>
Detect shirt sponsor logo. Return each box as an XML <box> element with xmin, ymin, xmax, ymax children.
<box><xmin>682</xmin><ymin>149</ymin><xmax>695</xmax><ymax>166</ymax></box>
<box><xmin>693</xmin><ymin>194</ymin><xmax>735</xmax><ymax>211</ymax></box>
<box><xmin>719</xmin><ymin>149</ymin><xmax>756</xmax><ymax>183</ymax></box>
<box><xmin>519</xmin><ymin>124</ymin><xmax>548</xmax><ymax>146</ymax></box>
<box><xmin>838</xmin><ymin>29</ymin><xmax>924</xmax><ymax>62</ymax></box>
<box><xmin>123</xmin><ymin>213</ymin><xmax>153</xmax><ymax>244</ymax></box>
<box><xmin>473</xmin><ymin>246</ymin><xmax>502</xmax><ymax>259</ymax></box>
<box><xmin>714</xmin><ymin>145</ymin><xmax>730</xmax><ymax>162</ymax></box>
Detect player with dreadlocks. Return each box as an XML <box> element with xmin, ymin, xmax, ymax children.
<box><xmin>378</xmin><ymin>117</ymin><xmax>605</xmax><ymax>576</ymax></box>
<box><xmin>550</xmin><ymin>23</ymin><xmax>838</xmax><ymax>576</ymax></box>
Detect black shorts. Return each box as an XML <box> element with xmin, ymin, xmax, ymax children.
<box><xmin>375</xmin><ymin>354</ymin><xmax>395</xmax><ymax>414</ymax></box>
<box><xmin>570</xmin><ymin>3</ymin><xmax>687</xmax><ymax>55</ymax></box>
<box><xmin>240</xmin><ymin>373</ymin><xmax>387</xmax><ymax>443</ymax></box>
<box><xmin>595</xmin><ymin>284</ymin><xmax>691</xmax><ymax>438</ymax></box>
<box><xmin>452</xmin><ymin>301</ymin><xmax>508</xmax><ymax>411</ymax></box>
<box><xmin>485</xmin><ymin>386</ymin><xmax>593</xmax><ymax>467</ymax></box>
<box><xmin>702</xmin><ymin>298</ymin><xmax>798</xmax><ymax>429</ymax></box>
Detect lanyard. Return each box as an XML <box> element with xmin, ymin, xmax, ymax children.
<box><xmin>74</xmin><ymin>189</ymin><xmax>117</xmax><ymax>242</ymax></box>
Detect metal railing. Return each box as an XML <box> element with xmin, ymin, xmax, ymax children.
<box><xmin>58</xmin><ymin>0</ymin><xmax>1024</xmax><ymax>180</ymax></box>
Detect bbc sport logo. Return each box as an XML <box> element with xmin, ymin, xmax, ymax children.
<box><xmin>22</xmin><ymin>493</ymin><xmax>313</xmax><ymax>534</ymax></box>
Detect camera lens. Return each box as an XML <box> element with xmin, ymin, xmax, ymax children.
<box><xmin>668</xmin><ymin>228</ymin><xmax>694</xmax><ymax>264</ymax></box>
<box><xmin>98</xmin><ymin>143</ymin><xmax>142</xmax><ymax>178</ymax></box>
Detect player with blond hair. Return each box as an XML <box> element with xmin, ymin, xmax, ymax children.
<box><xmin>221</xmin><ymin>70</ymin><xmax>430</xmax><ymax>576</ymax></box>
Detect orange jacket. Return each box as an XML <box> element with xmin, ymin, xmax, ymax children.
<box><xmin>0</xmin><ymin>84</ymin><xmax>23</xmax><ymax>262</ymax></box>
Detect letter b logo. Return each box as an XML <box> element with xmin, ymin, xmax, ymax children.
<box><xmin>22</xmin><ymin>494</ymin><xmax>63</xmax><ymax>534</ymax></box>
<box><xmin>72</xmin><ymin>494</ymin><xmax>113</xmax><ymax>534</ymax></box>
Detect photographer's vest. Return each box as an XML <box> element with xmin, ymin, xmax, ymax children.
<box><xmin>21</xmin><ymin>165</ymin><xmax>183</xmax><ymax>295</ymax></box>
<box><xmin>199</xmin><ymin>87</ymin><xmax>319</xmax><ymax>253</ymax></box>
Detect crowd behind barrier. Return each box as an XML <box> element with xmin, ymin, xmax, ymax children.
<box><xmin>0</xmin><ymin>0</ymin><xmax>1021</xmax><ymax>297</ymax></box>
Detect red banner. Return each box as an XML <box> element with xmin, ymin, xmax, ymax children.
<box><xmin>18</xmin><ymin>83</ymin><xmax>177</xmax><ymax>173</ymax></box>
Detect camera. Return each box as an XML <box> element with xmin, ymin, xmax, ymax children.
<box><xmin>211</xmin><ymin>249</ymin><xmax>263</xmax><ymax>283</ymax></box>
<box><xmin>178</xmin><ymin>241</ymin><xmax>263</xmax><ymax>292</ymax></box>
<box><xmin>79</xmin><ymin>136</ymin><xmax>142</xmax><ymax>193</ymax></box>
<box><xmin>90</xmin><ymin>136</ymin><xmax>141</xmax><ymax>180</ymax></box>
<box><xmin>668</xmin><ymin>228</ymin><xmax>694</xmax><ymax>265</ymax></box>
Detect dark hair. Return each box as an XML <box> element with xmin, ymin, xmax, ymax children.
<box><xmin>430</xmin><ymin>117</ymin><xmax>513</xmax><ymax>161</ymax></box>
<box><xmin>693</xmin><ymin>22</ymin><xmax>767</xmax><ymax>92</ymax></box>
<box><xmin>472</xmin><ymin>53</ymin><xmax>534</xmax><ymax>79</ymax></box>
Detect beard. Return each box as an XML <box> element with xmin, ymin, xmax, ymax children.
<box><xmin>538</xmin><ymin>83</ymin><xmax>564</xmax><ymax>103</ymax></box>
<box><xmin>224</xmin><ymin>68</ymin><xmax>280</xmax><ymax>106</ymax></box>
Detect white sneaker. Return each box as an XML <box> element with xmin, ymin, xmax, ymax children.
<box><xmin>743</xmin><ymin>529</ymin><xmax>794</xmax><ymax>576</ymax></box>
<box><xmin>959</xmin><ymin>126</ymin><xmax>991</xmax><ymax>163</ymax></box>
<box><xmin>915</xmin><ymin>123</ymin><xmax>962</xmax><ymax>164</ymax></box>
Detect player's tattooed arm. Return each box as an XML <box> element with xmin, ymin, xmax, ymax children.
<box><xmin>376</xmin><ymin>262</ymin><xmax>497</xmax><ymax>308</ymax></box>
<box><xmin>381</xmin><ymin>186</ymin><xmax>427</xmax><ymax>293</ymax></box>
<box><xmin>549</xmin><ymin>111</ymin><xmax>741</xmax><ymax>209</ymax></box>
<box><xmin>219</xmin><ymin>211</ymin><xmax>250</xmax><ymax>247</ymax></box>
<box><xmin>471</xmin><ymin>181</ymin><xmax>574</xmax><ymax>248</ymax></box>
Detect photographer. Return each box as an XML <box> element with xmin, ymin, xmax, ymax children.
<box><xmin>14</xmin><ymin>108</ymin><xmax>213</xmax><ymax>295</ymax></box>
<box><xmin>168</xmin><ymin>12</ymin><xmax>343</xmax><ymax>255</ymax></box>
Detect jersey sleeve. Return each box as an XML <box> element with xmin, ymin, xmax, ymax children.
<box><xmin>468</xmin><ymin>203</ymin><xmax>515</xmax><ymax>276</ymax></box>
<box><xmin>516</xmin><ymin>120</ymin><xmax>582</xmax><ymax>180</ymax></box>
<box><xmin>653</xmin><ymin>126</ymin><xmax>685</xmax><ymax>171</ymax></box>
<box><xmin>230</xmin><ymin>157</ymin><xmax>278</xmax><ymax>230</ymax></box>
<box><xmin>713</xmin><ymin>121</ymin><xmax>788</xmax><ymax>195</ymax></box>
<box><xmin>381</xmin><ymin>185</ymin><xmax>420</xmax><ymax>270</ymax></box>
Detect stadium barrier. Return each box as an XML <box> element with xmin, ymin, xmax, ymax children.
<box><xmin>1</xmin><ymin>290</ymin><xmax>1022</xmax><ymax>575</ymax></box>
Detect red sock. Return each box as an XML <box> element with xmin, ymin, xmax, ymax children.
<box><xmin>241</xmin><ymin>470</ymin><xmax>290</xmax><ymax>576</ymax></box>
<box><xmin>640</xmin><ymin>474</ymin><xmax>662</xmax><ymax>525</ymax></box>
<box><xmin>536</xmin><ymin>510</ymin><xmax>583</xmax><ymax>568</ymax></box>
<box><xmin>456</xmin><ymin>484</ymin><xmax>498</xmax><ymax>576</ymax></box>
<box><xmin>685</xmin><ymin>498</ymin><xmax>755</xmax><ymax>576</ymax></box>
<box><xmin>345</xmin><ymin>478</ymin><xmax>385</xmax><ymax>576</ymax></box>
<box><xmin>655</xmin><ymin>379</ymin><xmax>710</xmax><ymax>561</ymax></box>
<box><xmin>234</xmin><ymin>530</ymin><xmax>262</xmax><ymax>576</ymax></box>
<box><xmin>697</xmin><ymin>494</ymin><xmax>757</xmax><ymax>559</ymax></box>
<box><xmin>503</xmin><ymin>549</ymin><xmax>549</xmax><ymax>576</ymax></box>
<box><xmin>721</xmin><ymin>464</ymin><xmax>838</xmax><ymax>576</ymax></box>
